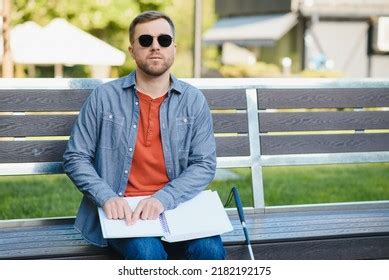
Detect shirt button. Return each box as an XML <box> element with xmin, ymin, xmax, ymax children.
<box><xmin>135</xmin><ymin>102</ymin><xmax>139</xmax><ymax>105</ymax></box>
<box><xmin>109</xmin><ymin>114</ymin><xmax>113</xmax><ymax>119</ymax></box>
<box><xmin>183</xmin><ymin>118</ymin><xmax>188</xmax><ymax>123</ymax></box>
<box><xmin>124</xmin><ymin>170</ymin><xmax>128</xmax><ymax>174</ymax></box>
<box><xmin>133</xmin><ymin>124</ymin><xmax>137</xmax><ymax>128</ymax></box>
<box><xmin>129</xmin><ymin>148</ymin><xmax>133</xmax><ymax>152</ymax></box>
<box><xmin>118</xmin><ymin>192</ymin><xmax>123</xmax><ymax>196</ymax></box>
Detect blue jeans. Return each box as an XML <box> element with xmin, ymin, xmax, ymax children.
<box><xmin>108</xmin><ymin>235</ymin><xmax>225</xmax><ymax>260</ymax></box>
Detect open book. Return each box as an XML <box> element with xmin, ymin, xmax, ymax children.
<box><xmin>97</xmin><ymin>190</ymin><xmax>233</xmax><ymax>243</ymax></box>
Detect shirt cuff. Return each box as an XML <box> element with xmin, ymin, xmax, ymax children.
<box><xmin>94</xmin><ymin>188</ymin><xmax>118</xmax><ymax>207</ymax></box>
<box><xmin>153</xmin><ymin>189</ymin><xmax>175</xmax><ymax>210</ymax></box>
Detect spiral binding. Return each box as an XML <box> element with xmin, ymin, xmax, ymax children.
<box><xmin>159</xmin><ymin>212</ymin><xmax>170</xmax><ymax>235</ymax></box>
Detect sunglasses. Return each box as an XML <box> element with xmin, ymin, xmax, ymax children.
<box><xmin>135</xmin><ymin>34</ymin><xmax>173</xmax><ymax>48</ymax></box>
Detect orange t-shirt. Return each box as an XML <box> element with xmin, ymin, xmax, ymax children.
<box><xmin>125</xmin><ymin>90</ymin><xmax>169</xmax><ymax>197</ymax></box>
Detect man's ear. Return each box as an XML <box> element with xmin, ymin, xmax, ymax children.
<box><xmin>128</xmin><ymin>45</ymin><xmax>134</xmax><ymax>58</ymax></box>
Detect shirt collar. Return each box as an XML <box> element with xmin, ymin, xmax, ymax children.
<box><xmin>122</xmin><ymin>71</ymin><xmax>183</xmax><ymax>95</ymax></box>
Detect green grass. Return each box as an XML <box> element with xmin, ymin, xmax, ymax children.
<box><xmin>0</xmin><ymin>163</ymin><xmax>388</xmax><ymax>219</ymax></box>
<box><xmin>208</xmin><ymin>163</ymin><xmax>389</xmax><ymax>207</ymax></box>
<box><xmin>0</xmin><ymin>175</ymin><xmax>81</xmax><ymax>219</ymax></box>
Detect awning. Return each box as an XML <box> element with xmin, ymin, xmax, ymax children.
<box><xmin>6</xmin><ymin>18</ymin><xmax>125</xmax><ymax>66</ymax></box>
<box><xmin>203</xmin><ymin>13</ymin><xmax>298</xmax><ymax>47</ymax></box>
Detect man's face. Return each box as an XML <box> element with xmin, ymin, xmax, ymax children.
<box><xmin>129</xmin><ymin>18</ymin><xmax>176</xmax><ymax>77</ymax></box>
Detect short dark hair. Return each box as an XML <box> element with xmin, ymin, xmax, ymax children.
<box><xmin>129</xmin><ymin>11</ymin><xmax>175</xmax><ymax>44</ymax></box>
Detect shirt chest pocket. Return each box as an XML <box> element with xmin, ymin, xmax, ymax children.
<box><xmin>176</xmin><ymin>116</ymin><xmax>194</xmax><ymax>152</ymax></box>
<box><xmin>99</xmin><ymin>113</ymin><xmax>125</xmax><ymax>149</ymax></box>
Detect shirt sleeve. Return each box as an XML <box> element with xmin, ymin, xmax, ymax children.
<box><xmin>63</xmin><ymin>88</ymin><xmax>117</xmax><ymax>207</ymax></box>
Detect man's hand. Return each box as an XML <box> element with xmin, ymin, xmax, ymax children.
<box><xmin>132</xmin><ymin>197</ymin><xmax>164</xmax><ymax>223</ymax></box>
<box><xmin>103</xmin><ymin>197</ymin><xmax>133</xmax><ymax>225</ymax></box>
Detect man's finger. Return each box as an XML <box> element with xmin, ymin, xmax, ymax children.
<box><xmin>132</xmin><ymin>201</ymin><xmax>144</xmax><ymax>222</ymax></box>
<box><xmin>117</xmin><ymin>204</ymin><xmax>125</xmax><ymax>219</ymax></box>
<box><xmin>141</xmin><ymin>205</ymin><xmax>150</xmax><ymax>220</ymax></box>
<box><xmin>111</xmin><ymin>207</ymin><xmax>118</xmax><ymax>219</ymax></box>
<box><xmin>123</xmin><ymin>202</ymin><xmax>133</xmax><ymax>225</ymax></box>
<box><xmin>105</xmin><ymin>207</ymin><xmax>113</xmax><ymax>219</ymax></box>
<box><xmin>152</xmin><ymin>209</ymin><xmax>160</xmax><ymax>220</ymax></box>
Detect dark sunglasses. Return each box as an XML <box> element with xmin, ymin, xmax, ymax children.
<box><xmin>136</xmin><ymin>34</ymin><xmax>173</xmax><ymax>48</ymax></box>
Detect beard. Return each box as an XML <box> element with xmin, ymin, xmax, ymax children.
<box><xmin>136</xmin><ymin>55</ymin><xmax>174</xmax><ymax>77</ymax></box>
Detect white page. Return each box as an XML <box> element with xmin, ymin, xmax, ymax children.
<box><xmin>162</xmin><ymin>191</ymin><xmax>233</xmax><ymax>242</ymax></box>
<box><xmin>98</xmin><ymin>196</ymin><xmax>163</xmax><ymax>239</ymax></box>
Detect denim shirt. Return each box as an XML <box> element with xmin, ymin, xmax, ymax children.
<box><xmin>63</xmin><ymin>72</ymin><xmax>216</xmax><ymax>247</ymax></box>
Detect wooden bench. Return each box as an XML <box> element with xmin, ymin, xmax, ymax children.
<box><xmin>0</xmin><ymin>78</ymin><xmax>389</xmax><ymax>259</ymax></box>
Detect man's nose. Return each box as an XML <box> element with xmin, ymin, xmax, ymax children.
<box><xmin>150</xmin><ymin>38</ymin><xmax>161</xmax><ymax>50</ymax></box>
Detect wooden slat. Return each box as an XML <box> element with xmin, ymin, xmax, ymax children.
<box><xmin>260</xmin><ymin>133</ymin><xmax>389</xmax><ymax>155</ymax></box>
<box><xmin>257</xmin><ymin>88</ymin><xmax>389</xmax><ymax>109</ymax></box>
<box><xmin>0</xmin><ymin>89</ymin><xmax>91</xmax><ymax>112</ymax></box>
<box><xmin>225</xmin><ymin>219</ymin><xmax>389</xmax><ymax>241</ymax></box>
<box><xmin>227</xmin><ymin>213</ymin><xmax>389</xmax><ymax>233</ymax></box>
<box><xmin>0</xmin><ymin>217</ymin><xmax>75</xmax><ymax>229</ymax></box>
<box><xmin>0</xmin><ymin>136</ymin><xmax>250</xmax><ymax>163</ymax></box>
<box><xmin>224</xmin><ymin>209</ymin><xmax>389</xmax><ymax>243</ymax></box>
<box><xmin>259</xmin><ymin>111</ymin><xmax>389</xmax><ymax>132</ymax></box>
<box><xmin>0</xmin><ymin>238</ymin><xmax>86</xmax><ymax>249</ymax></box>
<box><xmin>0</xmin><ymin>115</ymin><xmax>76</xmax><ymax>137</ymax></box>
<box><xmin>215</xmin><ymin>136</ymin><xmax>250</xmax><ymax>156</ymax></box>
<box><xmin>52</xmin><ymin>254</ymin><xmax>120</xmax><ymax>260</ymax></box>
<box><xmin>226</xmin><ymin>236</ymin><xmax>389</xmax><ymax>260</ymax></box>
<box><xmin>212</xmin><ymin>113</ymin><xmax>248</xmax><ymax>133</ymax></box>
<box><xmin>0</xmin><ymin>88</ymin><xmax>246</xmax><ymax>112</ymax></box>
<box><xmin>203</xmin><ymin>89</ymin><xmax>247</xmax><ymax>109</ymax></box>
<box><xmin>0</xmin><ymin>113</ymin><xmax>247</xmax><ymax>137</ymax></box>
<box><xmin>0</xmin><ymin>229</ymin><xmax>75</xmax><ymax>241</ymax></box>
<box><xmin>0</xmin><ymin>244</ymin><xmax>110</xmax><ymax>260</ymax></box>
<box><xmin>0</xmin><ymin>140</ymin><xmax>66</xmax><ymax>163</ymax></box>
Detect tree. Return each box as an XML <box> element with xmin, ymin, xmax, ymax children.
<box><xmin>11</xmin><ymin>0</ymin><xmax>216</xmax><ymax>77</ymax></box>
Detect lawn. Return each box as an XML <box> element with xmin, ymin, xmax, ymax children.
<box><xmin>0</xmin><ymin>163</ymin><xmax>388</xmax><ymax>219</ymax></box>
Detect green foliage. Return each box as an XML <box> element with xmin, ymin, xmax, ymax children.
<box><xmin>12</xmin><ymin>0</ymin><xmax>141</xmax><ymax>76</ymax></box>
<box><xmin>10</xmin><ymin>0</ymin><xmax>217</xmax><ymax>78</ymax></box>
<box><xmin>138</xmin><ymin>0</ymin><xmax>171</xmax><ymax>11</ymax></box>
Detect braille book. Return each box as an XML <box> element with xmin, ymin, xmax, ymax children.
<box><xmin>98</xmin><ymin>190</ymin><xmax>233</xmax><ymax>242</ymax></box>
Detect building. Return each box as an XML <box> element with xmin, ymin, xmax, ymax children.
<box><xmin>204</xmin><ymin>0</ymin><xmax>389</xmax><ymax>77</ymax></box>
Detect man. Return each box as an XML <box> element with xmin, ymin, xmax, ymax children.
<box><xmin>63</xmin><ymin>11</ymin><xmax>225</xmax><ymax>260</ymax></box>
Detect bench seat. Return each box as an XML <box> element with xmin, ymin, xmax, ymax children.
<box><xmin>1</xmin><ymin>207</ymin><xmax>388</xmax><ymax>260</ymax></box>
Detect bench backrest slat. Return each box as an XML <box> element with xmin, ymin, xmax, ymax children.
<box><xmin>203</xmin><ymin>89</ymin><xmax>247</xmax><ymax>109</ymax></box>
<box><xmin>0</xmin><ymin>89</ymin><xmax>247</xmax><ymax>111</ymax></box>
<box><xmin>216</xmin><ymin>137</ymin><xmax>250</xmax><ymax>157</ymax></box>
<box><xmin>261</xmin><ymin>133</ymin><xmax>389</xmax><ymax>155</ymax></box>
<box><xmin>257</xmin><ymin>88</ymin><xmax>389</xmax><ymax>109</ymax></box>
<box><xmin>0</xmin><ymin>115</ymin><xmax>76</xmax><ymax>137</ymax></box>
<box><xmin>0</xmin><ymin>113</ymin><xmax>248</xmax><ymax>137</ymax></box>
<box><xmin>259</xmin><ymin>111</ymin><xmax>389</xmax><ymax>132</ymax></box>
<box><xmin>0</xmin><ymin>140</ymin><xmax>67</xmax><ymax>163</ymax></box>
<box><xmin>0</xmin><ymin>89</ymin><xmax>91</xmax><ymax>112</ymax></box>
<box><xmin>0</xmin><ymin>137</ymin><xmax>251</xmax><ymax>163</ymax></box>
<box><xmin>212</xmin><ymin>114</ymin><xmax>248</xmax><ymax>133</ymax></box>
